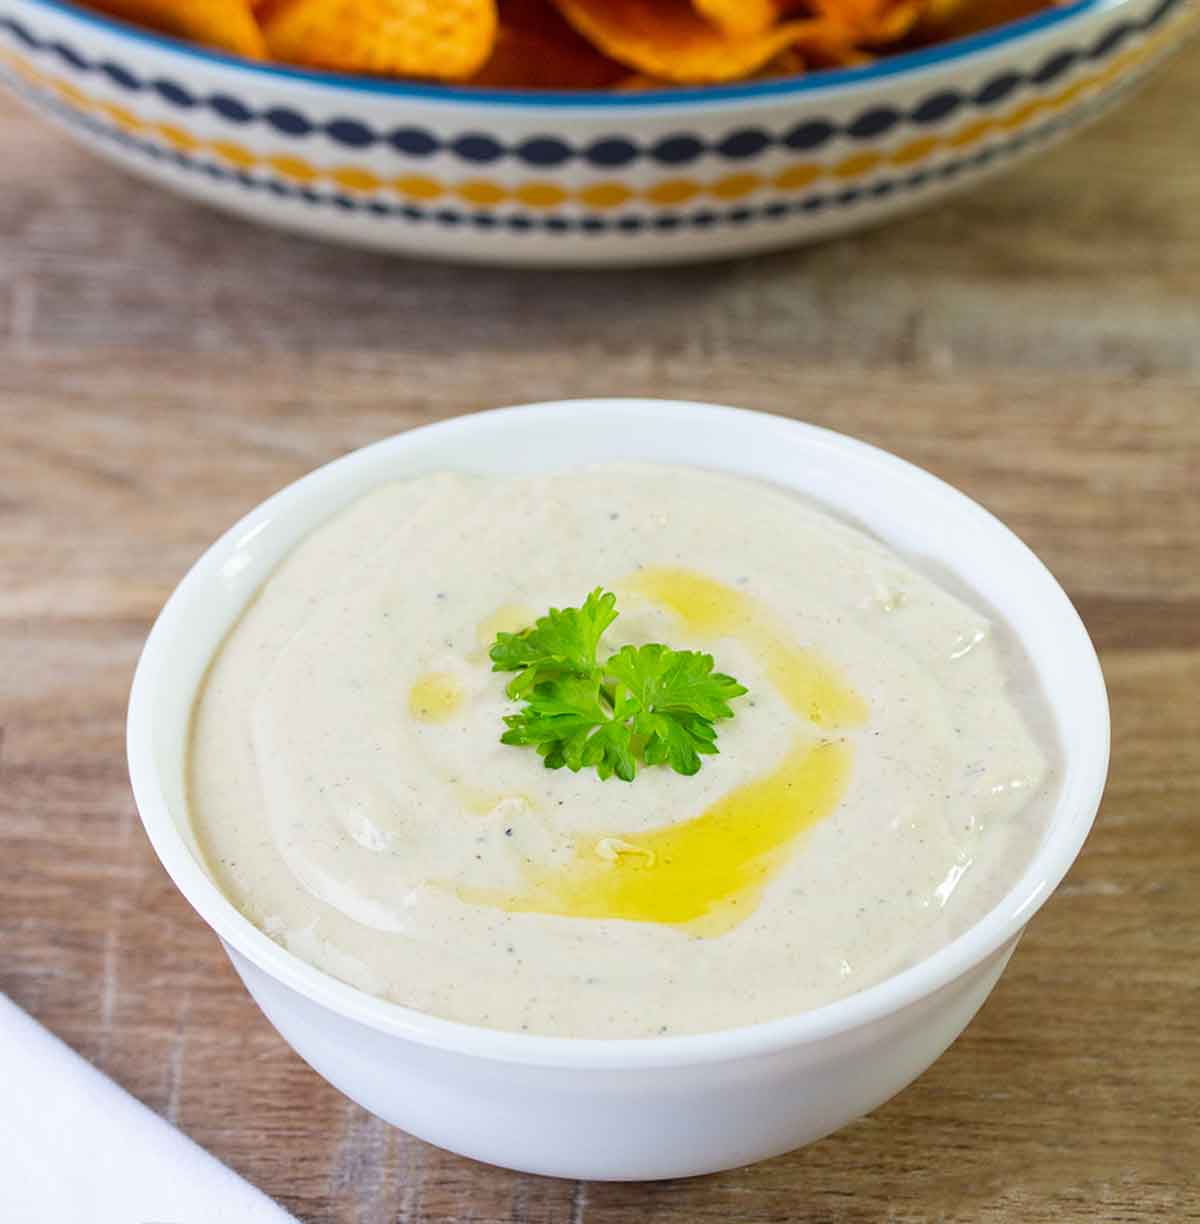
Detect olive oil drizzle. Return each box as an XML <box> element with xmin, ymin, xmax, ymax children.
<box><xmin>462</xmin><ymin>569</ymin><xmax>867</xmax><ymax>936</ymax></box>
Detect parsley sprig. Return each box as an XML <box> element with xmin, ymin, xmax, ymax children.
<box><xmin>489</xmin><ymin>589</ymin><xmax>747</xmax><ymax>782</ymax></box>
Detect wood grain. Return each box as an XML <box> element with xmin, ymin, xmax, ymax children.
<box><xmin>1</xmin><ymin>39</ymin><xmax>1198</xmax><ymax>1224</ymax></box>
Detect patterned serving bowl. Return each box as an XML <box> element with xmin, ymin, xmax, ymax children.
<box><xmin>0</xmin><ymin>0</ymin><xmax>1194</xmax><ymax>265</ymax></box>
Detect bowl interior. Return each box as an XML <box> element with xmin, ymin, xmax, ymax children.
<box><xmin>128</xmin><ymin>399</ymin><xmax>1109</xmax><ymax>1064</ymax></box>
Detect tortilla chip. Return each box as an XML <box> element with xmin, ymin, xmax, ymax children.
<box><xmin>261</xmin><ymin>0</ymin><xmax>498</xmax><ymax>79</ymax></box>
<box><xmin>808</xmin><ymin>0</ymin><xmax>924</xmax><ymax>43</ymax></box>
<box><xmin>88</xmin><ymin>0</ymin><xmax>265</xmax><ymax>57</ymax></box>
<box><xmin>553</xmin><ymin>0</ymin><xmax>834</xmax><ymax>83</ymax></box>
<box><xmin>469</xmin><ymin>0</ymin><xmax>626</xmax><ymax>86</ymax></box>
<box><xmin>81</xmin><ymin>0</ymin><xmax>1048</xmax><ymax>88</ymax></box>
<box><xmin>915</xmin><ymin>0</ymin><xmax>1041</xmax><ymax>38</ymax></box>
<box><xmin>612</xmin><ymin>71</ymin><xmax>672</xmax><ymax>89</ymax></box>
<box><xmin>915</xmin><ymin>0</ymin><xmax>969</xmax><ymax>24</ymax></box>
<box><xmin>691</xmin><ymin>0</ymin><xmax>780</xmax><ymax>38</ymax></box>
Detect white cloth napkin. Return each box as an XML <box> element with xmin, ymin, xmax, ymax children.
<box><xmin>0</xmin><ymin>993</ymin><xmax>299</xmax><ymax>1224</ymax></box>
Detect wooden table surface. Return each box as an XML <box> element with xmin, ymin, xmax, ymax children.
<box><xmin>2</xmin><ymin>39</ymin><xmax>1199</xmax><ymax>1224</ymax></box>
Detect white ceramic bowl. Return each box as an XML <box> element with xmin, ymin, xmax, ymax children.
<box><xmin>127</xmin><ymin>400</ymin><xmax>1109</xmax><ymax>1180</ymax></box>
<box><xmin>3</xmin><ymin>0</ymin><xmax>1196</xmax><ymax>264</ymax></box>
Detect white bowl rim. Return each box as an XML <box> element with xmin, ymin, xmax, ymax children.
<box><xmin>19</xmin><ymin>0</ymin><xmax>1138</xmax><ymax>109</ymax></box>
<box><xmin>127</xmin><ymin>398</ymin><xmax>1110</xmax><ymax>1069</ymax></box>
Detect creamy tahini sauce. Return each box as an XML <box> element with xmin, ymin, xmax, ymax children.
<box><xmin>189</xmin><ymin>466</ymin><xmax>1055</xmax><ymax>1037</ymax></box>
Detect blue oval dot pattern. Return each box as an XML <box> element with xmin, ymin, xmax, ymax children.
<box><xmin>2</xmin><ymin>56</ymin><xmax>1138</xmax><ymax>239</ymax></box>
<box><xmin>848</xmin><ymin>106</ymin><xmax>902</xmax><ymax>139</ymax></box>
<box><xmin>99</xmin><ymin>59</ymin><xmax>139</xmax><ymax>89</ymax></box>
<box><xmin>717</xmin><ymin>128</ymin><xmax>771</xmax><ymax>158</ymax></box>
<box><xmin>0</xmin><ymin>0</ymin><xmax>1180</xmax><ymax>164</ymax></box>
<box><xmin>911</xmin><ymin>90</ymin><xmax>964</xmax><ymax>123</ymax></box>
<box><xmin>652</xmin><ymin>135</ymin><xmax>707</xmax><ymax>164</ymax></box>
<box><xmin>151</xmin><ymin>77</ymin><xmax>194</xmax><ymax>107</ymax></box>
<box><xmin>585</xmin><ymin>138</ymin><xmax>638</xmax><ymax>166</ymax></box>
<box><xmin>785</xmin><ymin>120</ymin><xmax>837</xmax><ymax>150</ymax></box>
<box><xmin>517</xmin><ymin>136</ymin><xmax>572</xmax><ymax>165</ymax></box>
<box><xmin>209</xmin><ymin>93</ymin><xmax>253</xmax><ymax>122</ymax></box>
<box><xmin>265</xmin><ymin>106</ymin><xmax>311</xmax><ymax>135</ymax></box>
<box><xmin>975</xmin><ymin>71</ymin><xmax>1024</xmax><ymax>104</ymax></box>
<box><xmin>324</xmin><ymin>117</ymin><xmax>374</xmax><ymax>146</ymax></box>
<box><xmin>392</xmin><ymin>127</ymin><xmax>440</xmax><ymax>155</ymax></box>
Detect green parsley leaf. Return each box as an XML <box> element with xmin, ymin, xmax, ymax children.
<box><xmin>489</xmin><ymin>587</ymin><xmax>617</xmax><ymax>699</ymax></box>
<box><xmin>490</xmin><ymin>591</ymin><xmax>747</xmax><ymax>783</ymax></box>
<box><xmin>607</xmin><ymin>643</ymin><xmax>747</xmax><ymax>723</ymax></box>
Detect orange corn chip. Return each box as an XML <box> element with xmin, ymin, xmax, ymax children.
<box><xmin>469</xmin><ymin>0</ymin><xmax>626</xmax><ymax>87</ymax></box>
<box><xmin>261</xmin><ymin>0</ymin><xmax>498</xmax><ymax>80</ymax></box>
<box><xmin>612</xmin><ymin>71</ymin><xmax>672</xmax><ymax>89</ymax></box>
<box><xmin>691</xmin><ymin>0</ymin><xmax>780</xmax><ymax>38</ymax></box>
<box><xmin>88</xmin><ymin>0</ymin><xmax>265</xmax><ymax>57</ymax></box>
<box><xmin>757</xmin><ymin>40</ymin><xmax>865</xmax><ymax>78</ymax></box>
<box><xmin>756</xmin><ymin>45</ymin><xmax>807</xmax><ymax>75</ymax></box>
<box><xmin>915</xmin><ymin>0</ymin><xmax>969</xmax><ymax>25</ymax></box>
<box><xmin>789</xmin><ymin>17</ymin><xmax>878</xmax><ymax>63</ymax></box>
<box><xmin>553</xmin><ymin>0</ymin><xmax>832</xmax><ymax>83</ymax></box>
<box><xmin>808</xmin><ymin>0</ymin><xmax>924</xmax><ymax>43</ymax></box>
<box><xmin>915</xmin><ymin>0</ymin><xmax>1041</xmax><ymax>38</ymax></box>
